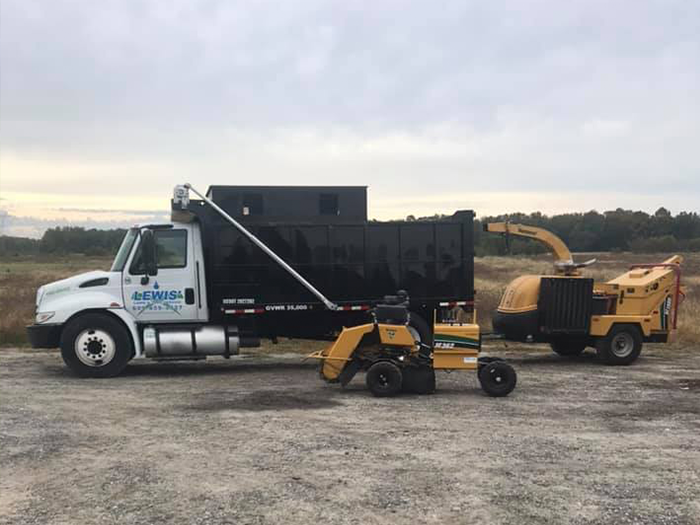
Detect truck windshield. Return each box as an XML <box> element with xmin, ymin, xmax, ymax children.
<box><xmin>110</xmin><ymin>228</ymin><xmax>138</xmax><ymax>272</ymax></box>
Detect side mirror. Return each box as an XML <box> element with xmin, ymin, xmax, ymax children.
<box><xmin>141</xmin><ymin>229</ymin><xmax>158</xmax><ymax>277</ymax></box>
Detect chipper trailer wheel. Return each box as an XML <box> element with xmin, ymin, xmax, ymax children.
<box><xmin>595</xmin><ymin>324</ymin><xmax>643</xmax><ymax>365</ymax></box>
<box><xmin>478</xmin><ymin>361</ymin><xmax>517</xmax><ymax>397</ymax></box>
<box><xmin>366</xmin><ymin>361</ymin><xmax>403</xmax><ymax>397</ymax></box>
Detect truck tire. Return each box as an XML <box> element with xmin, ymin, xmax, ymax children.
<box><xmin>550</xmin><ymin>340</ymin><xmax>586</xmax><ymax>357</ymax></box>
<box><xmin>366</xmin><ymin>361</ymin><xmax>403</xmax><ymax>397</ymax></box>
<box><xmin>60</xmin><ymin>313</ymin><xmax>133</xmax><ymax>378</ymax></box>
<box><xmin>595</xmin><ymin>324</ymin><xmax>642</xmax><ymax>365</ymax></box>
<box><xmin>408</xmin><ymin>312</ymin><xmax>432</xmax><ymax>346</ymax></box>
<box><xmin>478</xmin><ymin>361</ymin><xmax>517</xmax><ymax>397</ymax></box>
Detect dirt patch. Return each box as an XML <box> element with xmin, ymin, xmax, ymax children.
<box><xmin>185</xmin><ymin>389</ymin><xmax>343</xmax><ymax>412</ymax></box>
<box><xmin>1</xmin><ymin>346</ymin><xmax>699</xmax><ymax>525</ymax></box>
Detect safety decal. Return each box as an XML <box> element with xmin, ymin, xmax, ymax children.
<box><xmin>660</xmin><ymin>295</ymin><xmax>672</xmax><ymax>331</ymax></box>
<box><xmin>434</xmin><ymin>335</ymin><xmax>480</xmax><ymax>349</ymax></box>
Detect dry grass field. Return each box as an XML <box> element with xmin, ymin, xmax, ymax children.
<box><xmin>1</xmin><ymin>252</ymin><xmax>698</xmax><ymax>347</ymax></box>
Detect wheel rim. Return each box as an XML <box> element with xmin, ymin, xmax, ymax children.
<box><xmin>75</xmin><ymin>328</ymin><xmax>116</xmax><ymax>367</ymax></box>
<box><xmin>483</xmin><ymin>364</ymin><xmax>511</xmax><ymax>390</ymax></box>
<box><xmin>487</xmin><ymin>369</ymin><xmax>505</xmax><ymax>385</ymax></box>
<box><xmin>611</xmin><ymin>332</ymin><xmax>634</xmax><ymax>358</ymax></box>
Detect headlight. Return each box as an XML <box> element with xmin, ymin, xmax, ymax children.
<box><xmin>36</xmin><ymin>286</ymin><xmax>45</xmax><ymax>307</ymax></box>
<box><xmin>35</xmin><ymin>312</ymin><xmax>55</xmax><ymax>324</ymax></box>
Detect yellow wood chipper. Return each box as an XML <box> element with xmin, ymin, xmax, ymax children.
<box><xmin>485</xmin><ymin>222</ymin><xmax>685</xmax><ymax>365</ymax></box>
<box><xmin>309</xmin><ymin>294</ymin><xmax>517</xmax><ymax>397</ymax></box>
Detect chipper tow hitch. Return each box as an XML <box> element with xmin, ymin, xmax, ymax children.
<box><xmin>308</xmin><ymin>298</ymin><xmax>517</xmax><ymax>398</ymax></box>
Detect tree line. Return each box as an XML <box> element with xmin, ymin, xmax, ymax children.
<box><xmin>0</xmin><ymin>227</ymin><xmax>127</xmax><ymax>257</ymax></box>
<box><xmin>410</xmin><ymin>207</ymin><xmax>700</xmax><ymax>255</ymax></box>
<box><xmin>1</xmin><ymin>207</ymin><xmax>699</xmax><ymax>258</ymax></box>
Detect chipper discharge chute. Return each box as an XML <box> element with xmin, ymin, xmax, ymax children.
<box><xmin>309</xmin><ymin>294</ymin><xmax>517</xmax><ymax>397</ymax></box>
<box><xmin>485</xmin><ymin>222</ymin><xmax>685</xmax><ymax>365</ymax></box>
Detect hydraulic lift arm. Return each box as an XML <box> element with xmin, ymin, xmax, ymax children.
<box><xmin>485</xmin><ymin>222</ymin><xmax>595</xmax><ymax>275</ymax></box>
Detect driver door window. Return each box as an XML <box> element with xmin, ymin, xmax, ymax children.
<box><xmin>130</xmin><ymin>230</ymin><xmax>188</xmax><ymax>274</ymax></box>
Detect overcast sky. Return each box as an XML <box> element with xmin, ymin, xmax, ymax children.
<box><xmin>1</xmin><ymin>0</ymin><xmax>699</xmax><ymax>237</ymax></box>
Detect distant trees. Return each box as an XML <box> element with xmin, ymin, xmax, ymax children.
<box><xmin>39</xmin><ymin>227</ymin><xmax>127</xmax><ymax>256</ymax></box>
<box><xmin>412</xmin><ymin>208</ymin><xmax>700</xmax><ymax>255</ymax></box>
<box><xmin>0</xmin><ymin>235</ymin><xmax>41</xmax><ymax>256</ymax></box>
<box><xmin>0</xmin><ymin>227</ymin><xmax>127</xmax><ymax>258</ymax></box>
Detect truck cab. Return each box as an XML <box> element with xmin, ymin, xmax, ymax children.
<box><xmin>27</xmin><ymin>220</ymin><xmax>215</xmax><ymax>376</ymax></box>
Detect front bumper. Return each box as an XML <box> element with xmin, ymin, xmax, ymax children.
<box><xmin>26</xmin><ymin>324</ymin><xmax>62</xmax><ymax>348</ymax></box>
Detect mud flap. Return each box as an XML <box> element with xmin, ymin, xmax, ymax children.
<box><xmin>402</xmin><ymin>366</ymin><xmax>436</xmax><ymax>394</ymax></box>
<box><xmin>338</xmin><ymin>358</ymin><xmax>362</xmax><ymax>387</ymax></box>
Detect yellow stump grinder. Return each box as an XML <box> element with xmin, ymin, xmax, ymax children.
<box><xmin>309</xmin><ymin>293</ymin><xmax>517</xmax><ymax>397</ymax></box>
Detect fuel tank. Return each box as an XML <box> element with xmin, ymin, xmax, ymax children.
<box><xmin>143</xmin><ymin>325</ymin><xmax>241</xmax><ymax>357</ymax></box>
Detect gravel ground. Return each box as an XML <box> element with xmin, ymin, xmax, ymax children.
<box><xmin>1</xmin><ymin>344</ymin><xmax>699</xmax><ymax>525</ymax></box>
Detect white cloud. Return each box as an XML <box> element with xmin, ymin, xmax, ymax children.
<box><xmin>581</xmin><ymin>119</ymin><xmax>630</xmax><ymax>139</ymax></box>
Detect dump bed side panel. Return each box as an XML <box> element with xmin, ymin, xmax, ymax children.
<box><xmin>209</xmin><ymin>220</ymin><xmax>474</xmax><ymax>307</ymax></box>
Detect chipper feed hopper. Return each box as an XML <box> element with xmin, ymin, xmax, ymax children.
<box><xmin>485</xmin><ymin>222</ymin><xmax>685</xmax><ymax>365</ymax></box>
<box><xmin>309</xmin><ymin>293</ymin><xmax>517</xmax><ymax>397</ymax></box>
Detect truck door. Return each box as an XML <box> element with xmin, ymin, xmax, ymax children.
<box><xmin>123</xmin><ymin>225</ymin><xmax>204</xmax><ymax>322</ymax></box>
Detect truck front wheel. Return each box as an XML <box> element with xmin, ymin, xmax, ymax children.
<box><xmin>596</xmin><ymin>324</ymin><xmax>642</xmax><ymax>365</ymax></box>
<box><xmin>60</xmin><ymin>313</ymin><xmax>133</xmax><ymax>378</ymax></box>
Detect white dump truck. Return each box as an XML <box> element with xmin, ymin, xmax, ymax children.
<box><xmin>27</xmin><ymin>184</ymin><xmax>476</xmax><ymax>377</ymax></box>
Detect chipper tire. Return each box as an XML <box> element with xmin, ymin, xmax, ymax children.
<box><xmin>60</xmin><ymin>313</ymin><xmax>133</xmax><ymax>378</ymax></box>
<box><xmin>550</xmin><ymin>340</ymin><xmax>587</xmax><ymax>357</ymax></box>
<box><xmin>478</xmin><ymin>361</ymin><xmax>517</xmax><ymax>397</ymax></box>
<box><xmin>366</xmin><ymin>361</ymin><xmax>403</xmax><ymax>397</ymax></box>
<box><xmin>596</xmin><ymin>324</ymin><xmax>643</xmax><ymax>365</ymax></box>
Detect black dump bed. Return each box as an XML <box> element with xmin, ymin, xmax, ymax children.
<box><xmin>210</xmin><ymin>219</ymin><xmax>474</xmax><ymax>305</ymax></box>
<box><xmin>175</xmin><ymin>186</ymin><xmax>474</xmax><ymax>339</ymax></box>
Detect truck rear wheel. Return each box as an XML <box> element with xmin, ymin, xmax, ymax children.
<box><xmin>478</xmin><ymin>361</ymin><xmax>517</xmax><ymax>397</ymax></box>
<box><xmin>596</xmin><ymin>324</ymin><xmax>642</xmax><ymax>365</ymax></box>
<box><xmin>366</xmin><ymin>361</ymin><xmax>403</xmax><ymax>397</ymax></box>
<box><xmin>60</xmin><ymin>313</ymin><xmax>133</xmax><ymax>378</ymax></box>
<box><xmin>407</xmin><ymin>312</ymin><xmax>432</xmax><ymax>346</ymax></box>
<box><xmin>550</xmin><ymin>340</ymin><xmax>586</xmax><ymax>357</ymax></box>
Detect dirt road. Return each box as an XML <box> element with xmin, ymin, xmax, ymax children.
<box><xmin>1</xmin><ymin>345</ymin><xmax>699</xmax><ymax>525</ymax></box>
